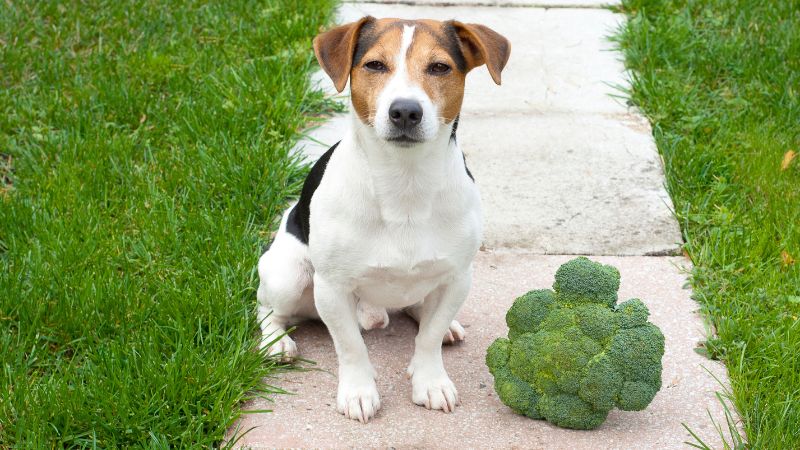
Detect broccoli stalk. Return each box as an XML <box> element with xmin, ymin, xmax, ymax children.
<box><xmin>486</xmin><ymin>257</ymin><xmax>665</xmax><ymax>430</ymax></box>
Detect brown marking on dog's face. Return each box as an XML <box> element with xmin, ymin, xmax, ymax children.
<box><xmin>405</xmin><ymin>20</ymin><xmax>469</xmax><ymax>124</ymax></box>
<box><xmin>348</xmin><ymin>19</ymin><xmax>404</xmax><ymax>125</ymax></box>
<box><xmin>349</xmin><ymin>19</ymin><xmax>472</xmax><ymax>126</ymax></box>
<box><xmin>314</xmin><ymin>17</ymin><xmax>510</xmax><ymax>142</ymax></box>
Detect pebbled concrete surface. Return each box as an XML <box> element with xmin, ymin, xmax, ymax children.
<box><xmin>233</xmin><ymin>253</ymin><xmax>730</xmax><ymax>449</ymax></box>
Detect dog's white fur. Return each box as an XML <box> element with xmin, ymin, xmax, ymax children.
<box><xmin>257</xmin><ymin>24</ymin><xmax>483</xmax><ymax>423</ymax></box>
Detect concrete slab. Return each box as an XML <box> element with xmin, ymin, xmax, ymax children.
<box><xmin>336</xmin><ymin>4</ymin><xmax>629</xmax><ymax>115</ymax></box>
<box><xmin>232</xmin><ymin>252</ymin><xmax>731</xmax><ymax>449</ymax></box>
<box><xmin>459</xmin><ymin>113</ymin><xmax>682</xmax><ymax>255</ymax></box>
<box><xmin>350</xmin><ymin>0</ymin><xmax>617</xmax><ymax>7</ymax></box>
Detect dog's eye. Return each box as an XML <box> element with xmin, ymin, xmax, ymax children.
<box><xmin>365</xmin><ymin>60</ymin><xmax>388</xmax><ymax>72</ymax></box>
<box><xmin>428</xmin><ymin>62</ymin><xmax>451</xmax><ymax>75</ymax></box>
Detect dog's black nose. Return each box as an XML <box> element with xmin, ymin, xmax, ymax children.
<box><xmin>389</xmin><ymin>99</ymin><xmax>423</xmax><ymax>129</ymax></box>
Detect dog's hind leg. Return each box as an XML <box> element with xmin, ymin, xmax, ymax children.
<box><xmin>256</xmin><ymin>300</ymin><xmax>298</xmax><ymax>362</ymax></box>
<box><xmin>404</xmin><ymin>302</ymin><xmax>465</xmax><ymax>344</ymax></box>
<box><xmin>356</xmin><ymin>301</ymin><xmax>389</xmax><ymax>330</ymax></box>
<box><xmin>256</xmin><ymin>234</ymin><xmax>316</xmax><ymax>362</ymax></box>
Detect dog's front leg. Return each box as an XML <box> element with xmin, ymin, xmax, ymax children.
<box><xmin>314</xmin><ymin>274</ymin><xmax>380</xmax><ymax>423</ymax></box>
<box><xmin>407</xmin><ymin>271</ymin><xmax>471</xmax><ymax>413</ymax></box>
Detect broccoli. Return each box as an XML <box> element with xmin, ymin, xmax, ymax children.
<box><xmin>486</xmin><ymin>257</ymin><xmax>665</xmax><ymax>430</ymax></box>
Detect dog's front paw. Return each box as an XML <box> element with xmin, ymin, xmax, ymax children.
<box><xmin>337</xmin><ymin>369</ymin><xmax>381</xmax><ymax>423</ymax></box>
<box><xmin>261</xmin><ymin>334</ymin><xmax>298</xmax><ymax>362</ymax></box>
<box><xmin>408</xmin><ymin>365</ymin><xmax>460</xmax><ymax>413</ymax></box>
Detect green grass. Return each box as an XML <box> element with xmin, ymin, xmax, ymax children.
<box><xmin>0</xmin><ymin>0</ymin><xmax>336</xmax><ymax>446</ymax></box>
<box><xmin>615</xmin><ymin>0</ymin><xmax>799</xmax><ymax>447</ymax></box>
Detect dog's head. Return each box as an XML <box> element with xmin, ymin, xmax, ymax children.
<box><xmin>313</xmin><ymin>17</ymin><xmax>510</xmax><ymax>146</ymax></box>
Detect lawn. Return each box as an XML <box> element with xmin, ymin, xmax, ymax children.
<box><xmin>616</xmin><ymin>0</ymin><xmax>799</xmax><ymax>447</ymax></box>
<box><xmin>0</xmin><ymin>0</ymin><xmax>336</xmax><ymax>446</ymax></box>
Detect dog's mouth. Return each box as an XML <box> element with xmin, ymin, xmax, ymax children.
<box><xmin>386</xmin><ymin>134</ymin><xmax>423</xmax><ymax>146</ymax></box>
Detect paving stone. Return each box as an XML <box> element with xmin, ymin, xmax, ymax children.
<box><xmin>232</xmin><ymin>253</ymin><xmax>731</xmax><ymax>449</ymax></box>
<box><xmin>336</xmin><ymin>3</ymin><xmax>629</xmax><ymax>115</ymax></box>
<box><xmin>458</xmin><ymin>113</ymin><xmax>682</xmax><ymax>255</ymax></box>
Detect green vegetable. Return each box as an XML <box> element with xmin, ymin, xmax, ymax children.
<box><xmin>486</xmin><ymin>257</ymin><xmax>665</xmax><ymax>430</ymax></box>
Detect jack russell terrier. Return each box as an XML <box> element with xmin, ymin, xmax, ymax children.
<box><xmin>257</xmin><ymin>16</ymin><xmax>510</xmax><ymax>422</ymax></box>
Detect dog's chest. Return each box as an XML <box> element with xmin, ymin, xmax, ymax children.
<box><xmin>314</xmin><ymin>185</ymin><xmax>479</xmax><ymax>307</ymax></box>
<box><xmin>351</xmin><ymin>221</ymin><xmax>466</xmax><ymax>307</ymax></box>
<box><xmin>309</xmin><ymin>139</ymin><xmax>482</xmax><ymax>306</ymax></box>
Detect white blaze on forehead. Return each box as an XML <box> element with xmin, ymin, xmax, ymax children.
<box><xmin>395</xmin><ymin>25</ymin><xmax>415</xmax><ymax>81</ymax></box>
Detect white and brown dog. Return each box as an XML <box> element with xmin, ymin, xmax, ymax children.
<box><xmin>257</xmin><ymin>16</ymin><xmax>510</xmax><ymax>422</ymax></box>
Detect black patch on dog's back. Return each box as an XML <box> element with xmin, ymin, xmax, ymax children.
<box><xmin>286</xmin><ymin>142</ymin><xmax>340</xmax><ymax>245</ymax></box>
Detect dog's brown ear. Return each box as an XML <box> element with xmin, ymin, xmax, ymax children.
<box><xmin>313</xmin><ymin>16</ymin><xmax>374</xmax><ymax>93</ymax></box>
<box><xmin>451</xmin><ymin>22</ymin><xmax>510</xmax><ymax>85</ymax></box>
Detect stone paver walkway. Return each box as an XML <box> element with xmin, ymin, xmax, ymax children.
<box><xmin>233</xmin><ymin>1</ymin><xmax>735</xmax><ymax>447</ymax></box>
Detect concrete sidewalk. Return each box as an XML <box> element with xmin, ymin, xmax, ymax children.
<box><xmin>233</xmin><ymin>0</ymin><xmax>734</xmax><ymax>447</ymax></box>
<box><xmin>235</xmin><ymin>253</ymin><xmax>728</xmax><ymax>448</ymax></box>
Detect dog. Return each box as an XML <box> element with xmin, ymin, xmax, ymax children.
<box><xmin>256</xmin><ymin>16</ymin><xmax>510</xmax><ymax>423</ymax></box>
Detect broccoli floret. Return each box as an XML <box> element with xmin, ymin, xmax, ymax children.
<box><xmin>487</xmin><ymin>338</ymin><xmax>543</xmax><ymax>419</ymax></box>
<box><xmin>485</xmin><ymin>257</ymin><xmax>665</xmax><ymax>430</ymax></box>
<box><xmin>616</xmin><ymin>298</ymin><xmax>650</xmax><ymax>329</ymax></box>
<box><xmin>505</xmin><ymin>289</ymin><xmax>554</xmax><ymax>339</ymax></box>
<box><xmin>553</xmin><ymin>256</ymin><xmax>620</xmax><ymax>308</ymax></box>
